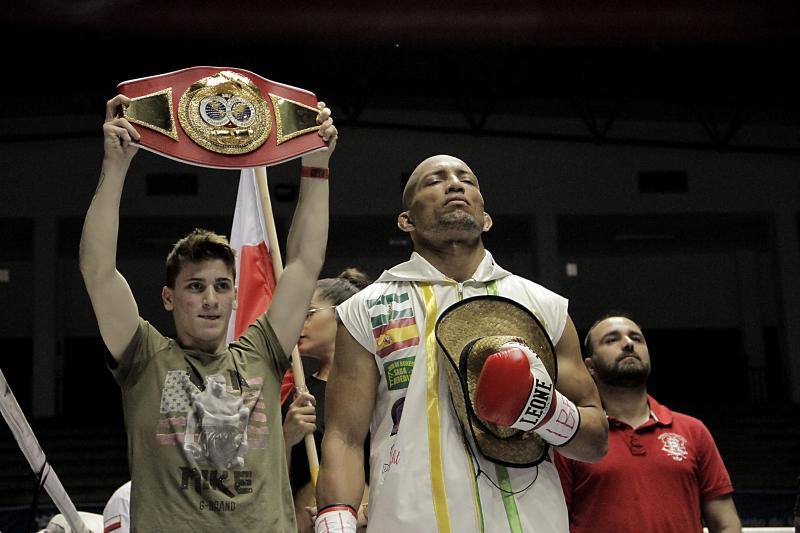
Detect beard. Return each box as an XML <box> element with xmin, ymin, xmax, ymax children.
<box><xmin>433</xmin><ymin>210</ymin><xmax>482</xmax><ymax>234</ymax></box>
<box><xmin>593</xmin><ymin>356</ymin><xmax>650</xmax><ymax>388</ymax></box>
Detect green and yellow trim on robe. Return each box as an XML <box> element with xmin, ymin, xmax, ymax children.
<box><xmin>421</xmin><ymin>279</ymin><xmax>525</xmax><ymax>533</ymax></box>
<box><xmin>420</xmin><ymin>282</ymin><xmax>450</xmax><ymax>532</ymax></box>
<box><xmin>485</xmin><ymin>281</ymin><xmax>524</xmax><ymax>533</ymax></box>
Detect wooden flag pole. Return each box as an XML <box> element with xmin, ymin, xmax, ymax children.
<box><xmin>253</xmin><ymin>166</ymin><xmax>320</xmax><ymax>486</ymax></box>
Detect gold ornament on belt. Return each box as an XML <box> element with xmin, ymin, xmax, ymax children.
<box><xmin>178</xmin><ymin>71</ymin><xmax>271</xmax><ymax>155</ymax></box>
<box><xmin>269</xmin><ymin>94</ymin><xmax>322</xmax><ymax>145</ymax></box>
<box><xmin>123</xmin><ymin>88</ymin><xmax>179</xmax><ymax>141</ymax></box>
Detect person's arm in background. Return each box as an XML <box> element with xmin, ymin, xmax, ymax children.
<box><xmin>697</xmin><ymin>423</ymin><xmax>742</xmax><ymax>533</ymax></box>
<box><xmin>702</xmin><ymin>496</ymin><xmax>742</xmax><ymax>533</ymax></box>
<box><xmin>79</xmin><ymin>95</ymin><xmax>141</xmax><ymax>361</ymax></box>
<box><xmin>267</xmin><ymin>103</ymin><xmax>335</xmax><ymax>356</ymax></box>
<box><xmin>315</xmin><ymin>325</ymin><xmax>379</xmax><ymax>530</ymax></box>
<box><xmin>553</xmin><ymin>316</ymin><xmax>609</xmax><ymax>462</ymax></box>
<box><xmin>283</xmin><ymin>392</ymin><xmax>317</xmax><ymax>467</ymax></box>
<box><xmin>356</xmin><ymin>485</ymin><xmax>369</xmax><ymax>532</ymax></box>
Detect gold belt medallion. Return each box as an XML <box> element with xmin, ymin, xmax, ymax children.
<box><xmin>178</xmin><ymin>71</ymin><xmax>271</xmax><ymax>155</ymax></box>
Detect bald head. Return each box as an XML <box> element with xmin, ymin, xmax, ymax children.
<box><xmin>402</xmin><ymin>155</ymin><xmax>476</xmax><ymax>209</ymax></box>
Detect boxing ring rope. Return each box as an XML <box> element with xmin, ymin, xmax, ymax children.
<box><xmin>703</xmin><ymin>527</ymin><xmax>795</xmax><ymax>533</ymax></box>
<box><xmin>0</xmin><ymin>368</ymin><xmax>92</xmax><ymax>533</ymax></box>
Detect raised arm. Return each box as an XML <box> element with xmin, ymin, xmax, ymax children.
<box><xmin>316</xmin><ymin>324</ymin><xmax>378</xmax><ymax>526</ymax></box>
<box><xmin>79</xmin><ymin>96</ymin><xmax>141</xmax><ymax>361</ymax></box>
<box><xmin>554</xmin><ymin>315</ymin><xmax>609</xmax><ymax>462</ymax></box>
<box><xmin>266</xmin><ymin>102</ymin><xmax>334</xmax><ymax>356</ymax></box>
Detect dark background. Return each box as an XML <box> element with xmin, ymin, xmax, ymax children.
<box><xmin>1</xmin><ymin>1</ymin><xmax>799</xmax><ymax>527</ymax></box>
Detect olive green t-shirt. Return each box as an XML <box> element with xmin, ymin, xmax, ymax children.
<box><xmin>110</xmin><ymin>314</ymin><xmax>294</xmax><ymax>532</ymax></box>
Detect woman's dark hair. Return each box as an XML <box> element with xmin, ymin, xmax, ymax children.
<box><xmin>316</xmin><ymin>268</ymin><xmax>371</xmax><ymax>305</ymax></box>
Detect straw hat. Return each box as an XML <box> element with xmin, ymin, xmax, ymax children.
<box><xmin>435</xmin><ymin>295</ymin><xmax>557</xmax><ymax>467</ymax></box>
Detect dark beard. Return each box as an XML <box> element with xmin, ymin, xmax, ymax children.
<box><xmin>434</xmin><ymin>211</ymin><xmax>481</xmax><ymax>234</ymax></box>
<box><xmin>594</xmin><ymin>358</ymin><xmax>650</xmax><ymax>388</ymax></box>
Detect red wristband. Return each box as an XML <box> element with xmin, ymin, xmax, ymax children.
<box><xmin>301</xmin><ymin>166</ymin><xmax>330</xmax><ymax>179</ymax></box>
<box><xmin>315</xmin><ymin>504</ymin><xmax>358</xmax><ymax>533</ymax></box>
<box><xmin>317</xmin><ymin>503</ymin><xmax>358</xmax><ymax>518</ymax></box>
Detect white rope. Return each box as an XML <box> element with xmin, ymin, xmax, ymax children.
<box><xmin>703</xmin><ymin>527</ymin><xmax>794</xmax><ymax>533</ymax></box>
<box><xmin>0</xmin><ymin>368</ymin><xmax>92</xmax><ymax>533</ymax></box>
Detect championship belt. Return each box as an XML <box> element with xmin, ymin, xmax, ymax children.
<box><xmin>117</xmin><ymin>66</ymin><xmax>327</xmax><ymax>169</ymax></box>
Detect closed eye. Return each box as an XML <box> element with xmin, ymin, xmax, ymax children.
<box><xmin>458</xmin><ymin>172</ymin><xmax>477</xmax><ymax>185</ymax></box>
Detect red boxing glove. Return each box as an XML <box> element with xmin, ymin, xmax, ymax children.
<box><xmin>475</xmin><ymin>347</ymin><xmax>534</xmax><ymax>426</ymax></box>
<box><xmin>474</xmin><ymin>342</ymin><xmax>580</xmax><ymax>446</ymax></box>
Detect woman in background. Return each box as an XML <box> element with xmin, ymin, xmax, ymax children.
<box><xmin>282</xmin><ymin>268</ymin><xmax>371</xmax><ymax>532</ymax></box>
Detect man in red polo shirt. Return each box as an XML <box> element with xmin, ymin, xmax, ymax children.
<box><xmin>555</xmin><ymin>313</ymin><xmax>742</xmax><ymax>533</ymax></box>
